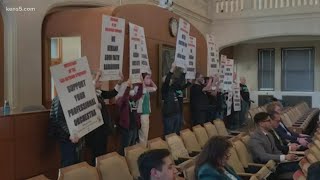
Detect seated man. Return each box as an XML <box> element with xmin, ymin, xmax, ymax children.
<box><xmin>248</xmin><ymin>112</ymin><xmax>299</xmax><ymax>176</ymax></box>
<box><xmin>266</xmin><ymin>103</ymin><xmax>311</xmax><ymax>146</ymax></box>
<box><xmin>138</xmin><ymin>149</ymin><xmax>182</xmax><ymax>180</ymax></box>
<box><xmin>269</xmin><ymin>111</ymin><xmax>307</xmax><ymax>154</ymax></box>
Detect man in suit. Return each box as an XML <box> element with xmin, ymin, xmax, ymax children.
<box><xmin>266</xmin><ymin>103</ymin><xmax>311</xmax><ymax>146</ymax></box>
<box><xmin>248</xmin><ymin>112</ymin><xmax>299</xmax><ymax>176</ymax></box>
<box><xmin>269</xmin><ymin>111</ymin><xmax>306</xmax><ymax>154</ymax></box>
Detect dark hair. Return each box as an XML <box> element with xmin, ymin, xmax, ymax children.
<box><xmin>195</xmin><ymin>136</ymin><xmax>232</xmax><ymax>179</ymax></box>
<box><xmin>195</xmin><ymin>72</ymin><xmax>202</xmax><ymax>79</ymax></box>
<box><xmin>142</xmin><ymin>73</ymin><xmax>150</xmax><ymax>80</ymax></box>
<box><xmin>138</xmin><ymin>149</ymin><xmax>171</xmax><ymax>180</ymax></box>
<box><xmin>254</xmin><ymin>112</ymin><xmax>270</xmax><ymax>124</ymax></box>
<box><xmin>307</xmin><ymin>162</ymin><xmax>320</xmax><ymax>180</ymax></box>
<box><xmin>269</xmin><ymin>111</ymin><xmax>280</xmax><ymax>120</ymax></box>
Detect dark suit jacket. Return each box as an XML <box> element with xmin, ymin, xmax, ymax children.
<box><xmin>248</xmin><ymin>129</ymin><xmax>283</xmax><ymax>164</ymax></box>
<box><xmin>197</xmin><ymin>163</ymin><xmax>241</xmax><ymax>180</ymax></box>
<box><xmin>269</xmin><ymin>129</ymin><xmax>289</xmax><ymax>154</ymax></box>
<box><xmin>275</xmin><ymin>122</ymin><xmax>299</xmax><ymax>143</ymax></box>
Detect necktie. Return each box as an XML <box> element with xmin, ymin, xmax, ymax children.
<box><xmin>272</xmin><ymin>129</ymin><xmax>284</xmax><ymax>146</ymax></box>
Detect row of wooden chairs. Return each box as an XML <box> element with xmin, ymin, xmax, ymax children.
<box><xmin>293</xmin><ymin>129</ymin><xmax>320</xmax><ymax>180</ymax></box>
<box><xmin>280</xmin><ymin>102</ymin><xmax>319</xmax><ymax>133</ymax></box>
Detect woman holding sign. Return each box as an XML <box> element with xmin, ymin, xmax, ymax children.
<box><xmin>137</xmin><ymin>73</ymin><xmax>157</xmax><ymax>147</ymax></box>
<box><xmin>86</xmin><ymin>71</ymin><xmax>123</xmax><ymax>165</ymax></box>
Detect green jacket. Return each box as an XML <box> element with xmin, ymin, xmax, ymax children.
<box><xmin>197</xmin><ymin>163</ymin><xmax>242</xmax><ymax>180</ymax></box>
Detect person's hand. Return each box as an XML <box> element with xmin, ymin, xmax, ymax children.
<box><xmin>298</xmin><ymin>138</ymin><xmax>308</xmax><ymax>147</ymax></box>
<box><xmin>69</xmin><ymin>135</ymin><xmax>79</xmax><ymax>144</ymax></box>
<box><xmin>94</xmin><ymin>70</ymin><xmax>102</xmax><ymax>82</ymax></box>
<box><xmin>170</xmin><ymin>63</ymin><xmax>176</xmax><ymax>73</ymax></box>
<box><xmin>126</xmin><ymin>79</ymin><xmax>132</xmax><ymax>88</ymax></box>
<box><xmin>299</xmin><ymin>134</ymin><xmax>310</xmax><ymax>138</ymax></box>
<box><xmin>285</xmin><ymin>154</ymin><xmax>298</xmax><ymax>161</ymax></box>
<box><xmin>290</xmin><ymin>143</ymin><xmax>299</xmax><ymax>151</ymax></box>
<box><xmin>118</xmin><ymin>72</ymin><xmax>124</xmax><ymax>85</ymax></box>
<box><xmin>187</xmin><ymin>79</ymin><xmax>192</xmax><ymax>84</ymax></box>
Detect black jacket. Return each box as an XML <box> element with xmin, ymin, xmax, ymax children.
<box><xmin>48</xmin><ymin>96</ymin><xmax>70</xmax><ymax>142</ymax></box>
<box><xmin>269</xmin><ymin>129</ymin><xmax>289</xmax><ymax>154</ymax></box>
<box><xmin>161</xmin><ymin>72</ymin><xmax>180</xmax><ymax>117</ymax></box>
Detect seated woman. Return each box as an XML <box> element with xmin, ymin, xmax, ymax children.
<box><xmin>195</xmin><ymin>136</ymin><xmax>241</xmax><ymax>180</ymax></box>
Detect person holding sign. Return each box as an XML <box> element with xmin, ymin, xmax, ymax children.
<box><xmin>161</xmin><ymin>63</ymin><xmax>185</xmax><ymax>136</ymax></box>
<box><xmin>49</xmin><ymin>96</ymin><xmax>85</xmax><ymax>167</ymax></box>
<box><xmin>86</xmin><ymin>71</ymin><xmax>123</xmax><ymax>165</ymax></box>
<box><xmin>137</xmin><ymin>73</ymin><xmax>157</xmax><ymax>147</ymax></box>
<box><xmin>190</xmin><ymin>73</ymin><xmax>213</xmax><ymax>126</ymax></box>
<box><xmin>116</xmin><ymin>80</ymin><xmax>143</xmax><ymax>155</ymax></box>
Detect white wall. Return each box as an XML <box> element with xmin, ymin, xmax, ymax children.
<box><xmin>234</xmin><ymin>38</ymin><xmax>320</xmax><ymax>108</ymax></box>
<box><xmin>1</xmin><ymin>0</ymin><xmax>211</xmax><ymax>112</ymax></box>
<box><xmin>61</xmin><ymin>37</ymin><xmax>81</xmax><ymax>62</ymax></box>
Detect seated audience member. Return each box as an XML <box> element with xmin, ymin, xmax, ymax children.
<box><xmin>266</xmin><ymin>103</ymin><xmax>311</xmax><ymax>146</ymax></box>
<box><xmin>48</xmin><ymin>96</ymin><xmax>85</xmax><ymax>167</ymax></box>
<box><xmin>195</xmin><ymin>136</ymin><xmax>241</xmax><ymax>180</ymax></box>
<box><xmin>138</xmin><ymin>149</ymin><xmax>181</xmax><ymax>180</ymax></box>
<box><xmin>269</xmin><ymin>111</ymin><xmax>306</xmax><ymax>154</ymax></box>
<box><xmin>116</xmin><ymin>80</ymin><xmax>143</xmax><ymax>155</ymax></box>
<box><xmin>248</xmin><ymin>112</ymin><xmax>299</xmax><ymax>176</ymax></box>
<box><xmin>307</xmin><ymin>161</ymin><xmax>320</xmax><ymax>180</ymax></box>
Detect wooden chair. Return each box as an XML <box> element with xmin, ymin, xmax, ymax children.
<box><xmin>124</xmin><ymin>144</ymin><xmax>148</xmax><ymax>179</ymax></box>
<box><xmin>57</xmin><ymin>162</ymin><xmax>99</xmax><ymax>180</ymax></box>
<box><xmin>96</xmin><ymin>152</ymin><xmax>133</xmax><ymax>180</ymax></box>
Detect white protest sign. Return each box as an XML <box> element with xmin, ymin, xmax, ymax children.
<box><xmin>227</xmin><ymin>91</ymin><xmax>233</xmax><ymax>116</ymax></box>
<box><xmin>186</xmin><ymin>36</ymin><xmax>196</xmax><ymax>79</ymax></box>
<box><xmin>207</xmin><ymin>34</ymin><xmax>219</xmax><ymax>77</ymax></box>
<box><xmin>50</xmin><ymin>57</ymin><xmax>103</xmax><ymax>138</ymax></box>
<box><xmin>233</xmin><ymin>83</ymin><xmax>241</xmax><ymax>112</ymax></box>
<box><xmin>129</xmin><ymin>23</ymin><xmax>143</xmax><ymax>83</ymax></box>
<box><xmin>139</xmin><ymin>27</ymin><xmax>151</xmax><ymax>74</ymax></box>
<box><xmin>219</xmin><ymin>55</ymin><xmax>227</xmax><ymax>90</ymax></box>
<box><xmin>223</xmin><ymin>59</ymin><xmax>234</xmax><ymax>91</ymax></box>
<box><xmin>174</xmin><ymin>18</ymin><xmax>190</xmax><ymax>68</ymax></box>
<box><xmin>100</xmin><ymin>15</ymin><xmax>125</xmax><ymax>81</ymax></box>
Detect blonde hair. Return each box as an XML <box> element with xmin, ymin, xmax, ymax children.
<box><xmin>266</xmin><ymin>101</ymin><xmax>283</xmax><ymax>113</ymax></box>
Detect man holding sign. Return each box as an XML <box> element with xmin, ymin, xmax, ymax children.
<box><xmin>86</xmin><ymin>71</ymin><xmax>123</xmax><ymax>165</ymax></box>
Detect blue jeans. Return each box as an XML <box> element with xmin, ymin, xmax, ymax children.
<box><xmin>59</xmin><ymin>141</ymin><xmax>80</xmax><ymax>167</ymax></box>
<box><xmin>119</xmin><ymin>128</ymin><xmax>138</xmax><ymax>155</ymax></box>
<box><xmin>163</xmin><ymin>114</ymin><xmax>180</xmax><ymax>136</ymax></box>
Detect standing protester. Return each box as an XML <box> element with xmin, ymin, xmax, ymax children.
<box><xmin>86</xmin><ymin>71</ymin><xmax>123</xmax><ymax>165</ymax></box>
<box><xmin>116</xmin><ymin>80</ymin><xmax>143</xmax><ymax>155</ymax></box>
<box><xmin>49</xmin><ymin>96</ymin><xmax>85</xmax><ymax>167</ymax></box>
<box><xmin>162</xmin><ymin>63</ymin><xmax>181</xmax><ymax>136</ymax></box>
<box><xmin>239</xmin><ymin>76</ymin><xmax>250</xmax><ymax>126</ymax></box>
<box><xmin>174</xmin><ymin>69</ymin><xmax>192</xmax><ymax>134</ymax></box>
<box><xmin>190</xmin><ymin>73</ymin><xmax>213</xmax><ymax>126</ymax></box>
<box><xmin>137</xmin><ymin>73</ymin><xmax>157</xmax><ymax>147</ymax></box>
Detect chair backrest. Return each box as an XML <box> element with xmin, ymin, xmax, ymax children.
<box><xmin>58</xmin><ymin>162</ymin><xmax>99</xmax><ymax>180</ymax></box>
<box><xmin>148</xmin><ymin>137</ymin><xmax>169</xmax><ymax>150</ymax></box>
<box><xmin>308</xmin><ymin>144</ymin><xmax>320</xmax><ymax>160</ymax></box>
<box><xmin>180</xmin><ymin>129</ymin><xmax>202</xmax><ymax>153</ymax></box>
<box><xmin>305</xmin><ymin>150</ymin><xmax>319</xmax><ymax>164</ymax></box>
<box><xmin>182</xmin><ymin>160</ymin><xmax>195</xmax><ymax>180</ymax></box>
<box><xmin>26</xmin><ymin>175</ymin><xmax>50</xmax><ymax>180</ymax></box>
<box><xmin>213</xmin><ymin>119</ymin><xmax>229</xmax><ymax>136</ymax></box>
<box><xmin>96</xmin><ymin>152</ymin><xmax>133</xmax><ymax>180</ymax></box>
<box><xmin>165</xmin><ymin>133</ymin><xmax>190</xmax><ymax>160</ymax></box>
<box><xmin>233</xmin><ymin>139</ymin><xmax>252</xmax><ymax>168</ymax></box>
<box><xmin>313</xmin><ymin>139</ymin><xmax>320</xmax><ymax>150</ymax></box>
<box><xmin>240</xmin><ymin>135</ymin><xmax>250</xmax><ymax>146</ymax></box>
<box><xmin>124</xmin><ymin>144</ymin><xmax>148</xmax><ymax>179</ymax></box>
<box><xmin>227</xmin><ymin>147</ymin><xmax>245</xmax><ymax>173</ymax></box>
<box><xmin>249</xmin><ymin>175</ymin><xmax>259</xmax><ymax>180</ymax></box>
<box><xmin>203</xmin><ymin>122</ymin><xmax>218</xmax><ymax>138</ymax></box>
<box><xmin>192</xmin><ymin>125</ymin><xmax>209</xmax><ymax>148</ymax></box>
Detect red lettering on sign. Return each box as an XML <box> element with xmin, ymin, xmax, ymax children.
<box><xmin>64</xmin><ymin>61</ymin><xmax>77</xmax><ymax>68</ymax></box>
